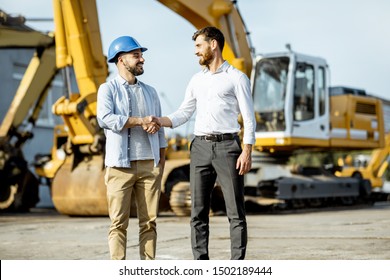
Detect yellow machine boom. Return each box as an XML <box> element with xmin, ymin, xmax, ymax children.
<box><xmin>0</xmin><ymin>10</ymin><xmax>57</xmax><ymax>211</ymax></box>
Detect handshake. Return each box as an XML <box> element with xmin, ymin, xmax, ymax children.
<box><xmin>141</xmin><ymin>116</ymin><xmax>162</xmax><ymax>134</ymax></box>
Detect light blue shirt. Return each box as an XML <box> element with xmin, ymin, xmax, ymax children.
<box><xmin>97</xmin><ymin>74</ymin><xmax>167</xmax><ymax>167</ymax></box>
<box><xmin>168</xmin><ymin>61</ymin><xmax>256</xmax><ymax>145</ymax></box>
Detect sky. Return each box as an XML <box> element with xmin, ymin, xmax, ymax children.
<box><xmin>1</xmin><ymin>0</ymin><xmax>389</xmax><ymax>135</ymax></box>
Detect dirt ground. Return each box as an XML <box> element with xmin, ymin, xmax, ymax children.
<box><xmin>1</xmin><ymin>201</ymin><xmax>390</xmax><ymax>260</ymax></box>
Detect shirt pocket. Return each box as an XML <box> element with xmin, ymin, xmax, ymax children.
<box><xmin>113</xmin><ymin>89</ymin><xmax>130</xmax><ymax>116</ymax></box>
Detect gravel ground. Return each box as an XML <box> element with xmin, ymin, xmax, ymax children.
<box><xmin>1</xmin><ymin>202</ymin><xmax>390</xmax><ymax>260</ymax></box>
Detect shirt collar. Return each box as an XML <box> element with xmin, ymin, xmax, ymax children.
<box><xmin>202</xmin><ymin>60</ymin><xmax>229</xmax><ymax>74</ymax></box>
<box><xmin>116</xmin><ymin>74</ymin><xmax>139</xmax><ymax>86</ymax></box>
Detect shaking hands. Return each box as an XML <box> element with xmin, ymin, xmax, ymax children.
<box><xmin>141</xmin><ymin>116</ymin><xmax>161</xmax><ymax>134</ymax></box>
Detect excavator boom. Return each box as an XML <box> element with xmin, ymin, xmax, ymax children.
<box><xmin>46</xmin><ymin>0</ymin><xmax>109</xmax><ymax>215</ymax></box>
<box><xmin>0</xmin><ymin>10</ymin><xmax>57</xmax><ymax>211</ymax></box>
<box><xmin>157</xmin><ymin>0</ymin><xmax>254</xmax><ymax>77</ymax></box>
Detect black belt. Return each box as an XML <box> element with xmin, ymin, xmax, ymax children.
<box><xmin>196</xmin><ymin>133</ymin><xmax>237</xmax><ymax>142</ymax></box>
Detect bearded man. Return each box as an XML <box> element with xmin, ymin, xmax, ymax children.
<box><xmin>97</xmin><ymin>36</ymin><xmax>166</xmax><ymax>260</ymax></box>
<box><xmin>158</xmin><ymin>26</ymin><xmax>256</xmax><ymax>260</ymax></box>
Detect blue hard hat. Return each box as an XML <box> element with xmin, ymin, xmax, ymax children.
<box><xmin>107</xmin><ymin>36</ymin><xmax>148</xmax><ymax>63</ymax></box>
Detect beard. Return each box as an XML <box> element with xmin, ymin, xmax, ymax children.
<box><xmin>124</xmin><ymin>62</ymin><xmax>144</xmax><ymax>76</ymax></box>
<box><xmin>198</xmin><ymin>46</ymin><xmax>214</xmax><ymax>66</ymax></box>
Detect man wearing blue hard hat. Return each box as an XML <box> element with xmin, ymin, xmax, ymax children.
<box><xmin>97</xmin><ymin>36</ymin><xmax>167</xmax><ymax>260</ymax></box>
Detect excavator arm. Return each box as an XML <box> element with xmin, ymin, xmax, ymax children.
<box><xmin>40</xmin><ymin>0</ymin><xmax>109</xmax><ymax>216</ymax></box>
<box><xmin>0</xmin><ymin>10</ymin><xmax>54</xmax><ymax>48</ymax></box>
<box><xmin>0</xmin><ymin>10</ymin><xmax>57</xmax><ymax>211</ymax></box>
<box><xmin>0</xmin><ymin>9</ymin><xmax>57</xmax><ymax>139</ymax></box>
<box><xmin>51</xmin><ymin>0</ymin><xmax>108</xmax><ymax>148</ymax></box>
<box><xmin>157</xmin><ymin>0</ymin><xmax>254</xmax><ymax>77</ymax></box>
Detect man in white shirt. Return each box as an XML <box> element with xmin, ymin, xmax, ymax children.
<box><xmin>159</xmin><ymin>26</ymin><xmax>256</xmax><ymax>260</ymax></box>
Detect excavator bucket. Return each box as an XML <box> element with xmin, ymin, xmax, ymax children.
<box><xmin>51</xmin><ymin>154</ymin><xmax>108</xmax><ymax>216</ymax></box>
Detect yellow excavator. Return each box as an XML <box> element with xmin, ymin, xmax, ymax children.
<box><xmin>245</xmin><ymin>55</ymin><xmax>390</xmax><ymax>208</ymax></box>
<box><xmin>0</xmin><ymin>9</ymin><xmax>57</xmax><ymax>211</ymax></box>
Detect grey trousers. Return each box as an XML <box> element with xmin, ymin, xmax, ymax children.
<box><xmin>190</xmin><ymin>136</ymin><xmax>247</xmax><ymax>260</ymax></box>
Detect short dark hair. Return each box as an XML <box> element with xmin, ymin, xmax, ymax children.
<box><xmin>192</xmin><ymin>26</ymin><xmax>225</xmax><ymax>52</ymax></box>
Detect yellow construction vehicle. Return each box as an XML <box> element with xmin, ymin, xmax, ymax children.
<box><xmin>334</xmin><ymin>98</ymin><xmax>390</xmax><ymax>201</ymax></box>
<box><xmin>0</xmin><ymin>9</ymin><xmax>57</xmax><ymax>211</ymax></box>
<box><xmin>245</xmin><ymin>53</ymin><xmax>390</xmax><ymax>209</ymax></box>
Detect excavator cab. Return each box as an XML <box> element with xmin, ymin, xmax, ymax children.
<box><xmin>252</xmin><ymin>51</ymin><xmax>384</xmax><ymax>156</ymax></box>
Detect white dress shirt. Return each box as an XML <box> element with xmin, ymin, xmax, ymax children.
<box><xmin>168</xmin><ymin>61</ymin><xmax>256</xmax><ymax>145</ymax></box>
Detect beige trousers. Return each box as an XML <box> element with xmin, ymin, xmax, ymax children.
<box><xmin>105</xmin><ymin>160</ymin><xmax>162</xmax><ymax>260</ymax></box>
